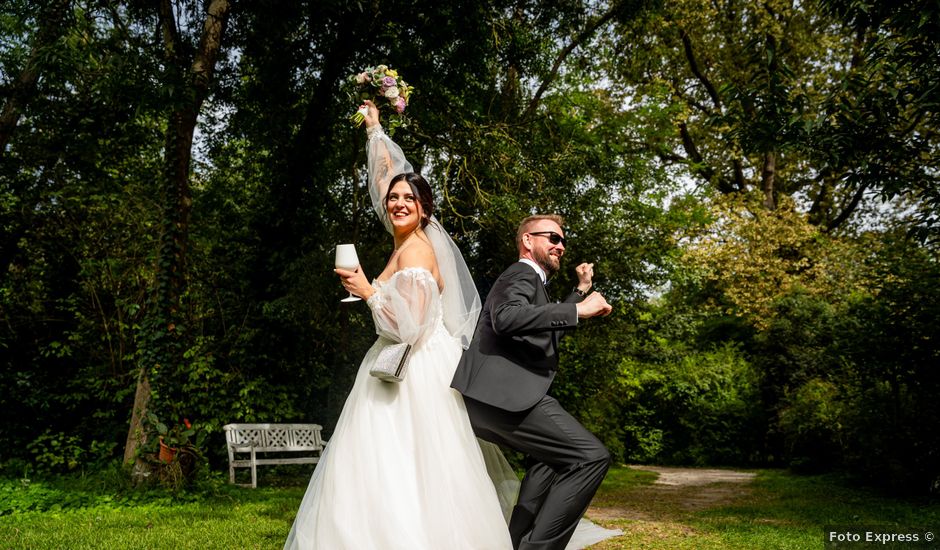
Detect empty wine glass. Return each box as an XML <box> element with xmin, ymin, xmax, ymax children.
<box><xmin>335</xmin><ymin>244</ymin><xmax>362</xmax><ymax>302</ymax></box>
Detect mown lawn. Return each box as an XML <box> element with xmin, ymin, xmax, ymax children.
<box><xmin>0</xmin><ymin>465</ymin><xmax>936</xmax><ymax>549</ymax></box>
<box><xmin>590</xmin><ymin>468</ymin><xmax>940</xmax><ymax>550</ymax></box>
<box><xmin>0</xmin><ymin>467</ymin><xmax>307</xmax><ymax>550</ymax></box>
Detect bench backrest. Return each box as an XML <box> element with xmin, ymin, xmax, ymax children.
<box><xmin>223</xmin><ymin>423</ymin><xmax>324</xmax><ymax>452</ymax></box>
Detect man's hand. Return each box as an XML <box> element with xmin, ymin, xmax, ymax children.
<box><xmin>574</xmin><ymin>262</ymin><xmax>594</xmax><ymax>293</ymax></box>
<box><xmin>575</xmin><ymin>291</ymin><xmax>613</xmax><ymax>319</ymax></box>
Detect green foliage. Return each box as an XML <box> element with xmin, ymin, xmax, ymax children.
<box><xmin>19</xmin><ymin>432</ymin><xmax>114</xmax><ymax>477</ymax></box>
<box><xmin>698</xmin><ymin>232</ymin><xmax>940</xmax><ymax>491</ymax></box>
<box><xmin>605</xmin><ymin>0</ymin><xmax>938</xmax><ymax>233</ymax></box>
<box><xmin>1</xmin><ymin>0</ymin><xmax>164</xmax><ymax>465</ymax></box>
<box><xmin>777</xmin><ymin>378</ymin><xmax>846</xmax><ymax>473</ymax></box>
<box><xmin>0</xmin><ymin>478</ymin><xmax>100</xmax><ymax>516</ymax></box>
<box><xmin>831</xmin><ymin>237</ymin><xmax>940</xmax><ymax>493</ymax></box>
<box><xmin>1</xmin><ymin>0</ymin><xmax>937</xmax><ymax>497</ymax></box>
<box><xmin>752</xmin><ymin>291</ymin><xmax>842</xmax><ymax>419</ymax></box>
<box><xmin>817</xmin><ymin>0</ymin><xmax>940</xmax><ymax>238</ymax></box>
<box><xmin>144</xmin><ymin>413</ymin><xmax>204</xmax><ymax>452</ymax></box>
<box><xmin>25</xmin><ymin>432</ymin><xmax>84</xmax><ymax>474</ymax></box>
<box><xmin>0</xmin><ymin>462</ymin><xmax>249</xmax><ymax>516</ymax></box>
<box><xmin>616</xmin><ymin>342</ymin><xmax>764</xmax><ymax>466</ymax></box>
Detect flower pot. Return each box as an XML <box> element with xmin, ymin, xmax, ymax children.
<box><xmin>158</xmin><ymin>438</ymin><xmax>177</xmax><ymax>463</ymax></box>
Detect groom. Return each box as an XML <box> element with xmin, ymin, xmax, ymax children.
<box><xmin>452</xmin><ymin>214</ymin><xmax>614</xmax><ymax>550</ymax></box>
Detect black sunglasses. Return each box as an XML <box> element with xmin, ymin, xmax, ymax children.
<box><xmin>528</xmin><ymin>231</ymin><xmax>567</xmax><ymax>246</ymax></box>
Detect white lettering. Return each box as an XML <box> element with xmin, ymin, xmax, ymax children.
<box><xmin>829</xmin><ymin>531</ymin><xmax>861</xmax><ymax>542</ymax></box>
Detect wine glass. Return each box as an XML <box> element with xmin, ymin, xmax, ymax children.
<box><xmin>335</xmin><ymin>244</ymin><xmax>362</xmax><ymax>302</ymax></box>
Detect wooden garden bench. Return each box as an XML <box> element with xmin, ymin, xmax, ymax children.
<box><xmin>223</xmin><ymin>423</ymin><xmax>326</xmax><ymax>488</ymax></box>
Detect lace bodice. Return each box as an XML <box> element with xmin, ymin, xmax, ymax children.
<box><xmin>367</xmin><ymin>267</ymin><xmax>444</xmax><ymax>348</ymax></box>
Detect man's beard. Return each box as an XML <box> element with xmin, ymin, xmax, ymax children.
<box><xmin>533</xmin><ymin>247</ymin><xmax>561</xmax><ymax>275</ymax></box>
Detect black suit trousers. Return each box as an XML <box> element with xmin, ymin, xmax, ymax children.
<box><xmin>464</xmin><ymin>395</ymin><xmax>611</xmax><ymax>550</ymax></box>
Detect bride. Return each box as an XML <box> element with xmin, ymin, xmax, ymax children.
<box><xmin>283</xmin><ymin>101</ymin><xmax>515</xmax><ymax>549</ymax></box>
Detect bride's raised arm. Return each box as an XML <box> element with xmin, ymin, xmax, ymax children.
<box><xmin>361</xmin><ymin>100</ymin><xmax>481</xmax><ymax>349</ymax></box>
<box><xmin>363</xmin><ymin>100</ymin><xmax>413</xmax><ymax>233</ymax></box>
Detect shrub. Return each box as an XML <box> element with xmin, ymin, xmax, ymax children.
<box><xmin>26</xmin><ymin>431</ymin><xmax>85</xmax><ymax>474</ymax></box>
<box><xmin>777</xmin><ymin>378</ymin><xmax>845</xmax><ymax>472</ymax></box>
<box><xmin>616</xmin><ymin>343</ymin><xmax>764</xmax><ymax>466</ymax></box>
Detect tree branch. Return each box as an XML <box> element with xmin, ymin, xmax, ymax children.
<box><xmin>678</xmin><ymin>24</ymin><xmax>746</xmax><ymax>194</ymax></box>
<box><xmin>158</xmin><ymin>0</ymin><xmax>183</xmax><ymax>64</ymax></box>
<box><xmin>807</xmin><ymin>172</ymin><xmax>830</xmax><ymax>226</ymax></box>
<box><xmin>655</xmin><ymin>149</ymin><xmax>688</xmax><ymax>164</ymax></box>
<box><xmin>688</xmin><ymin>97</ymin><xmax>716</xmax><ymax>116</ymax></box>
<box><xmin>678</xmin><ymin>121</ymin><xmax>727</xmax><ymax>186</ymax></box>
<box><xmin>192</xmin><ymin>0</ymin><xmax>231</xmax><ymax>96</ymax></box>
<box><xmin>728</xmin><ymin>159</ymin><xmax>744</xmax><ymax>190</ymax></box>
<box><xmin>827</xmin><ymin>180</ymin><xmax>869</xmax><ymax>232</ymax></box>
<box><xmin>679</xmin><ymin>27</ymin><xmax>722</xmax><ymax>111</ymax></box>
<box><xmin>522</xmin><ymin>3</ymin><xmax>622</xmax><ymax>120</ymax></box>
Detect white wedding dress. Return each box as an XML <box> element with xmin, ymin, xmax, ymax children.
<box><xmin>283</xmin><ymin>267</ymin><xmax>515</xmax><ymax>549</ymax></box>
<box><xmin>283</xmin><ymin>124</ymin><xmax>620</xmax><ymax>550</ymax></box>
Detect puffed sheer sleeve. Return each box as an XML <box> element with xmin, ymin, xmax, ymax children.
<box><xmin>366</xmin><ymin>125</ymin><xmax>413</xmax><ymax>234</ymax></box>
<box><xmin>364</xmin><ymin>125</ymin><xmax>481</xmax><ymax>349</ymax></box>
<box><xmin>367</xmin><ymin>268</ymin><xmax>441</xmax><ymax>347</ymax></box>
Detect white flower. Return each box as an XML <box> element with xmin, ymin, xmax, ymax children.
<box><xmin>355</xmin><ymin>72</ymin><xmax>370</xmax><ymax>84</ymax></box>
<box><xmin>384</xmin><ymin>86</ymin><xmax>400</xmax><ymax>99</ymax></box>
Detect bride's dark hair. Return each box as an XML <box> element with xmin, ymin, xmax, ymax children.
<box><xmin>386</xmin><ymin>172</ymin><xmax>434</xmax><ymax>228</ymax></box>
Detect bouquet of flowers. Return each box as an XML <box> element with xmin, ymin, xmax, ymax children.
<box><xmin>346</xmin><ymin>64</ymin><xmax>413</xmax><ymax>133</ymax></box>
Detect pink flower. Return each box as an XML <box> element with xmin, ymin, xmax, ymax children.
<box><xmin>347</xmin><ymin>65</ymin><xmax>411</xmax><ymax>128</ymax></box>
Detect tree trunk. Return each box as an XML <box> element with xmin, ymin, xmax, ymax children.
<box><xmin>123</xmin><ymin>0</ymin><xmax>232</xmax><ymax>466</ymax></box>
<box><xmin>808</xmin><ymin>177</ymin><xmax>831</xmax><ymax>226</ymax></box>
<box><xmin>123</xmin><ymin>368</ymin><xmax>151</xmax><ymax>465</ymax></box>
<box><xmin>761</xmin><ymin>151</ymin><xmax>776</xmax><ymax>210</ymax></box>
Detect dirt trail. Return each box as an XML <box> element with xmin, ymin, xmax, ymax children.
<box><xmin>588</xmin><ymin>465</ymin><xmax>757</xmax><ymax>523</ymax></box>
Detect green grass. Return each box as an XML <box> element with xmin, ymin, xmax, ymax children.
<box><xmin>0</xmin><ymin>467</ymin><xmax>307</xmax><ymax>550</ymax></box>
<box><xmin>0</xmin><ymin>495</ymin><xmax>299</xmax><ymax>550</ymax></box>
<box><xmin>1</xmin><ymin>466</ymin><xmax>937</xmax><ymax>549</ymax></box>
<box><xmin>589</xmin><ymin>466</ymin><xmax>659</xmax><ymax>506</ymax></box>
<box><xmin>590</xmin><ymin>468</ymin><xmax>940</xmax><ymax>550</ymax></box>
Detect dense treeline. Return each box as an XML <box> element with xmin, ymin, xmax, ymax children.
<box><xmin>1</xmin><ymin>0</ymin><xmax>937</xmax><ymax>493</ymax></box>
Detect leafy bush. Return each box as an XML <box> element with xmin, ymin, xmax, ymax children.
<box><xmin>752</xmin><ymin>236</ymin><xmax>940</xmax><ymax>492</ymax></box>
<box><xmin>26</xmin><ymin>431</ymin><xmax>86</xmax><ymax>474</ymax></box>
<box><xmin>832</xmin><ymin>240</ymin><xmax>940</xmax><ymax>493</ymax></box>
<box><xmin>22</xmin><ymin>431</ymin><xmax>118</xmax><ymax>476</ymax></box>
<box><xmin>777</xmin><ymin>378</ymin><xmax>846</xmax><ymax>472</ymax></box>
<box><xmin>616</xmin><ymin>343</ymin><xmax>765</xmax><ymax>466</ymax></box>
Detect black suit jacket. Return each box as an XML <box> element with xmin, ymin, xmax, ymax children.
<box><xmin>452</xmin><ymin>261</ymin><xmax>584</xmax><ymax>411</ymax></box>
